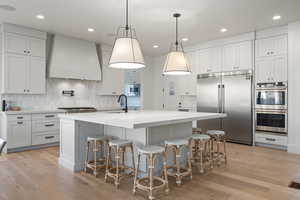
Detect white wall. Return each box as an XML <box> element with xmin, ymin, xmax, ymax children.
<box><xmin>288</xmin><ymin>21</ymin><xmax>300</xmax><ymax>154</ymax></box>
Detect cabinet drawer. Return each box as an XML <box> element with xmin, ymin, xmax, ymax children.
<box><xmin>32</xmin><ymin>120</ymin><xmax>59</xmax><ymax>133</ymax></box>
<box><xmin>7</xmin><ymin>114</ymin><xmax>31</xmax><ymax>121</ymax></box>
<box><xmin>32</xmin><ymin>132</ymin><xmax>59</xmax><ymax>145</ymax></box>
<box><xmin>31</xmin><ymin>113</ymin><xmax>59</xmax><ymax>120</ymax></box>
<box><xmin>255</xmin><ymin>133</ymin><xmax>287</xmax><ymax>146</ymax></box>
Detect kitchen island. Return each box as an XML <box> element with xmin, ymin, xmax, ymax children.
<box><xmin>58</xmin><ymin>110</ymin><xmax>226</xmax><ymax>172</ymax></box>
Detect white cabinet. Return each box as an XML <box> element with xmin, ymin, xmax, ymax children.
<box><xmin>7</xmin><ymin>119</ymin><xmax>31</xmax><ymax>149</ymax></box>
<box><xmin>1</xmin><ymin>112</ymin><xmax>61</xmax><ymax>152</ymax></box>
<box><xmin>178</xmin><ymin>51</ymin><xmax>197</xmax><ymax>96</ymax></box>
<box><xmin>4</xmin><ymin>53</ymin><xmax>27</xmax><ymax>93</ymax></box>
<box><xmin>256</xmin><ymin>35</ymin><xmax>287</xmax><ymax>58</ymax></box>
<box><xmin>3</xmin><ymin>53</ymin><xmax>46</xmax><ymax>94</ymax></box>
<box><xmin>28</xmin><ymin>57</ymin><xmax>46</xmax><ymax>94</ymax></box>
<box><xmin>255</xmin><ymin>56</ymin><xmax>287</xmax><ymax>83</ymax></box>
<box><xmin>198</xmin><ymin>47</ymin><xmax>222</xmax><ymax>74</ymax></box>
<box><xmin>97</xmin><ymin>49</ymin><xmax>124</xmax><ymax>95</ymax></box>
<box><xmin>222</xmin><ymin>41</ymin><xmax>252</xmax><ymax>71</ymax></box>
<box><xmin>0</xmin><ymin>24</ymin><xmax>46</xmax><ymax>94</ymax></box>
<box><xmin>255</xmin><ymin>35</ymin><xmax>288</xmax><ymax>83</ymax></box>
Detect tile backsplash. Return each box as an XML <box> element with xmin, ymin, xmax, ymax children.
<box><xmin>0</xmin><ymin>78</ymin><xmax>120</xmax><ymax>110</ymax></box>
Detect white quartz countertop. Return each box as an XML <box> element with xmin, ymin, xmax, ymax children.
<box><xmin>58</xmin><ymin>110</ymin><xmax>226</xmax><ymax>129</ymax></box>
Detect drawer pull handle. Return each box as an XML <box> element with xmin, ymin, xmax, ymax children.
<box><xmin>265</xmin><ymin>138</ymin><xmax>276</xmax><ymax>142</ymax></box>
<box><xmin>45</xmin><ymin>124</ymin><xmax>55</xmax><ymax>127</ymax></box>
<box><xmin>45</xmin><ymin>115</ymin><xmax>55</xmax><ymax>118</ymax></box>
<box><xmin>17</xmin><ymin>122</ymin><xmax>23</xmax><ymax>124</ymax></box>
<box><xmin>17</xmin><ymin>117</ymin><xmax>23</xmax><ymax>119</ymax></box>
<box><xmin>45</xmin><ymin>136</ymin><xmax>55</xmax><ymax>139</ymax></box>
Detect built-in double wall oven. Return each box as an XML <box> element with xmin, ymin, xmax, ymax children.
<box><xmin>255</xmin><ymin>82</ymin><xmax>288</xmax><ymax>134</ymax></box>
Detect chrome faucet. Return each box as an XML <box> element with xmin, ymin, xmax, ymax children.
<box><xmin>117</xmin><ymin>94</ymin><xmax>128</xmax><ymax>113</ymax></box>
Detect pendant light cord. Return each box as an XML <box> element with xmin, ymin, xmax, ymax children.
<box><xmin>173</xmin><ymin>13</ymin><xmax>180</xmax><ymax>51</ymax></box>
<box><xmin>125</xmin><ymin>0</ymin><xmax>129</xmax><ymax>30</ymax></box>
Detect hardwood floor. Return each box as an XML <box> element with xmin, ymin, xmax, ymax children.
<box><xmin>1</xmin><ymin>143</ymin><xmax>300</xmax><ymax>200</ymax></box>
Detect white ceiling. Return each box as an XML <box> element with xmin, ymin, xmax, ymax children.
<box><xmin>1</xmin><ymin>0</ymin><xmax>300</xmax><ymax>56</ymax></box>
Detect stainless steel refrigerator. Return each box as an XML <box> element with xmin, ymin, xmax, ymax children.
<box><xmin>197</xmin><ymin>70</ymin><xmax>253</xmax><ymax>145</ymax></box>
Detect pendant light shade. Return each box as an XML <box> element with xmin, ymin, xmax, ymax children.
<box><xmin>109</xmin><ymin>0</ymin><xmax>145</xmax><ymax>69</ymax></box>
<box><xmin>163</xmin><ymin>13</ymin><xmax>191</xmax><ymax>75</ymax></box>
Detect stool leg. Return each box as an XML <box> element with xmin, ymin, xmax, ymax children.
<box><xmin>223</xmin><ymin>138</ymin><xmax>227</xmax><ymax>164</ymax></box>
<box><xmin>149</xmin><ymin>154</ymin><xmax>154</xmax><ymax>200</ymax></box>
<box><xmin>93</xmin><ymin>141</ymin><xmax>98</xmax><ymax>177</ymax></box>
<box><xmin>163</xmin><ymin>151</ymin><xmax>169</xmax><ymax>193</ymax></box>
<box><xmin>105</xmin><ymin>145</ymin><xmax>111</xmax><ymax>182</ymax></box>
<box><xmin>175</xmin><ymin>147</ymin><xmax>181</xmax><ymax>186</ymax></box>
<box><xmin>115</xmin><ymin>147</ymin><xmax>120</xmax><ymax>189</ymax></box>
<box><xmin>85</xmin><ymin>141</ymin><xmax>90</xmax><ymax>173</ymax></box>
<box><xmin>210</xmin><ymin>138</ymin><xmax>214</xmax><ymax>168</ymax></box>
<box><xmin>199</xmin><ymin>141</ymin><xmax>204</xmax><ymax>173</ymax></box>
<box><xmin>217</xmin><ymin>137</ymin><xmax>221</xmax><ymax>166</ymax></box>
<box><xmin>187</xmin><ymin>145</ymin><xmax>193</xmax><ymax>179</ymax></box>
<box><xmin>130</xmin><ymin>144</ymin><xmax>135</xmax><ymax>174</ymax></box>
<box><xmin>209</xmin><ymin>139</ymin><xmax>213</xmax><ymax>169</ymax></box>
<box><xmin>133</xmin><ymin>153</ymin><xmax>140</xmax><ymax>195</ymax></box>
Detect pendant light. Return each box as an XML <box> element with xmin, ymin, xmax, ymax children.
<box><xmin>163</xmin><ymin>13</ymin><xmax>191</xmax><ymax>75</ymax></box>
<box><xmin>109</xmin><ymin>0</ymin><xmax>145</xmax><ymax>69</ymax></box>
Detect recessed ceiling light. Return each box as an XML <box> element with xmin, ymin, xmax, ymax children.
<box><xmin>36</xmin><ymin>14</ymin><xmax>45</xmax><ymax>19</ymax></box>
<box><xmin>88</xmin><ymin>28</ymin><xmax>95</xmax><ymax>32</ymax></box>
<box><xmin>220</xmin><ymin>28</ymin><xmax>228</xmax><ymax>33</ymax></box>
<box><xmin>153</xmin><ymin>45</ymin><xmax>159</xmax><ymax>48</ymax></box>
<box><xmin>181</xmin><ymin>38</ymin><xmax>189</xmax><ymax>42</ymax></box>
<box><xmin>273</xmin><ymin>15</ymin><xmax>281</xmax><ymax>20</ymax></box>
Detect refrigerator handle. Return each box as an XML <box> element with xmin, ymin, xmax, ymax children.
<box><xmin>222</xmin><ymin>84</ymin><xmax>225</xmax><ymax>113</ymax></box>
<box><xmin>217</xmin><ymin>84</ymin><xmax>221</xmax><ymax>113</ymax></box>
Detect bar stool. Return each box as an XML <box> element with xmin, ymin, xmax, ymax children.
<box><xmin>133</xmin><ymin>145</ymin><xmax>169</xmax><ymax>200</ymax></box>
<box><xmin>207</xmin><ymin>130</ymin><xmax>227</xmax><ymax>166</ymax></box>
<box><xmin>165</xmin><ymin>138</ymin><xmax>192</xmax><ymax>186</ymax></box>
<box><xmin>105</xmin><ymin>139</ymin><xmax>135</xmax><ymax>188</ymax></box>
<box><xmin>84</xmin><ymin>136</ymin><xmax>109</xmax><ymax>177</ymax></box>
<box><xmin>192</xmin><ymin>128</ymin><xmax>202</xmax><ymax>134</ymax></box>
<box><xmin>189</xmin><ymin>134</ymin><xmax>212</xmax><ymax>173</ymax></box>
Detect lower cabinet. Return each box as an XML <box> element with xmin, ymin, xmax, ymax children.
<box><xmin>7</xmin><ymin>120</ymin><xmax>31</xmax><ymax>149</ymax></box>
<box><xmin>2</xmin><ymin>112</ymin><xmax>61</xmax><ymax>152</ymax></box>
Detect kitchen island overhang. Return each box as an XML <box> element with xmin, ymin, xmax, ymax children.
<box><xmin>58</xmin><ymin>110</ymin><xmax>226</xmax><ymax>172</ymax></box>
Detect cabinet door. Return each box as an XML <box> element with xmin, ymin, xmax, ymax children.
<box><xmin>7</xmin><ymin>120</ymin><xmax>31</xmax><ymax>148</ymax></box>
<box><xmin>210</xmin><ymin>47</ymin><xmax>222</xmax><ymax>72</ymax></box>
<box><xmin>273</xmin><ymin>35</ymin><xmax>287</xmax><ymax>56</ymax></box>
<box><xmin>198</xmin><ymin>49</ymin><xmax>210</xmax><ymax>74</ymax></box>
<box><xmin>256</xmin><ymin>35</ymin><xmax>287</xmax><ymax>58</ymax></box>
<box><xmin>28</xmin><ymin>56</ymin><xmax>46</xmax><ymax>94</ymax></box>
<box><xmin>255</xmin><ymin>58</ymin><xmax>273</xmax><ymax>83</ymax></box>
<box><xmin>4</xmin><ymin>33</ymin><xmax>28</xmax><ymax>55</ymax></box>
<box><xmin>256</xmin><ymin>37</ymin><xmax>273</xmax><ymax>57</ymax></box>
<box><xmin>273</xmin><ymin>56</ymin><xmax>287</xmax><ymax>82</ymax></box>
<box><xmin>4</xmin><ymin>53</ymin><xmax>27</xmax><ymax>93</ymax></box>
<box><xmin>222</xmin><ymin>44</ymin><xmax>237</xmax><ymax>71</ymax></box>
<box><xmin>97</xmin><ymin>51</ymin><xmax>124</xmax><ymax>95</ymax></box>
<box><xmin>237</xmin><ymin>41</ymin><xmax>252</xmax><ymax>70</ymax></box>
<box><xmin>28</xmin><ymin>37</ymin><xmax>46</xmax><ymax>58</ymax></box>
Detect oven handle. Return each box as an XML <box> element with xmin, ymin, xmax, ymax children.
<box><xmin>255</xmin><ymin>110</ymin><xmax>287</xmax><ymax>114</ymax></box>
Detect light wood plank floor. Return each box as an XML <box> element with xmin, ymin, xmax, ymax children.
<box><xmin>1</xmin><ymin>143</ymin><xmax>300</xmax><ymax>200</ymax></box>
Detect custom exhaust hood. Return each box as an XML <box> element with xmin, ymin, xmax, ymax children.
<box><xmin>48</xmin><ymin>34</ymin><xmax>102</xmax><ymax>80</ymax></box>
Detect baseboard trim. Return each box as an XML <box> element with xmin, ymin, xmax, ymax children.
<box><xmin>7</xmin><ymin>142</ymin><xmax>59</xmax><ymax>153</ymax></box>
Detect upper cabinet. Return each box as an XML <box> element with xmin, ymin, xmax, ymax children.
<box><xmin>198</xmin><ymin>47</ymin><xmax>222</xmax><ymax>74</ymax></box>
<box><xmin>0</xmin><ymin>23</ymin><xmax>46</xmax><ymax>94</ymax></box>
<box><xmin>222</xmin><ymin>41</ymin><xmax>253</xmax><ymax>71</ymax></box>
<box><xmin>255</xmin><ymin>34</ymin><xmax>288</xmax><ymax>83</ymax></box>
<box><xmin>256</xmin><ymin>35</ymin><xmax>287</xmax><ymax>58</ymax></box>
<box><xmin>97</xmin><ymin>46</ymin><xmax>124</xmax><ymax>95</ymax></box>
<box><xmin>177</xmin><ymin>51</ymin><xmax>197</xmax><ymax>96</ymax></box>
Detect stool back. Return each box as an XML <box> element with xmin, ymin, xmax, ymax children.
<box><xmin>0</xmin><ymin>138</ymin><xmax>6</xmax><ymax>155</ymax></box>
